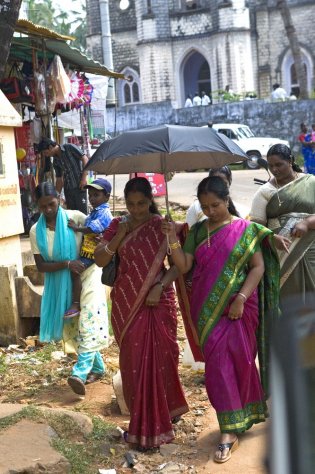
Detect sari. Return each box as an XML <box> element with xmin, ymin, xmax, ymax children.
<box><xmin>185</xmin><ymin>219</ymin><xmax>279</xmax><ymax>433</ymax></box>
<box><xmin>265</xmin><ymin>175</ymin><xmax>315</xmax><ymax>303</ymax></box>
<box><xmin>103</xmin><ymin>215</ymin><xmax>189</xmax><ymax>449</ymax></box>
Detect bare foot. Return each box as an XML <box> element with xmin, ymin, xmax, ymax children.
<box><xmin>214</xmin><ymin>433</ymin><xmax>238</xmax><ymax>463</ymax></box>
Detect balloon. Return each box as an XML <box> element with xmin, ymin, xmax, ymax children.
<box><xmin>16</xmin><ymin>148</ymin><xmax>26</xmax><ymax>161</ymax></box>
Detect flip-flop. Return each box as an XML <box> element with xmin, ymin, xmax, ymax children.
<box><xmin>64</xmin><ymin>308</ymin><xmax>80</xmax><ymax>319</ymax></box>
<box><xmin>214</xmin><ymin>437</ymin><xmax>239</xmax><ymax>463</ymax></box>
<box><xmin>86</xmin><ymin>372</ymin><xmax>105</xmax><ymax>384</ymax></box>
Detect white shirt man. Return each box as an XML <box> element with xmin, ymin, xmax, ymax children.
<box><xmin>184</xmin><ymin>96</ymin><xmax>193</xmax><ymax>107</ymax></box>
<box><xmin>192</xmin><ymin>93</ymin><xmax>202</xmax><ymax>106</ymax></box>
<box><xmin>201</xmin><ymin>92</ymin><xmax>211</xmax><ymax>106</ymax></box>
<box><xmin>271</xmin><ymin>84</ymin><xmax>288</xmax><ymax>101</ymax></box>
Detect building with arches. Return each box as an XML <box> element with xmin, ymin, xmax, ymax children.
<box><xmin>86</xmin><ymin>0</ymin><xmax>315</xmax><ymax>108</ymax></box>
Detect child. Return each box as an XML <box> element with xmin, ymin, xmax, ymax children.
<box><xmin>64</xmin><ymin>178</ymin><xmax>113</xmax><ymax>318</ymax></box>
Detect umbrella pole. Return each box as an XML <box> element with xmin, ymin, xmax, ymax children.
<box><xmin>164</xmin><ymin>173</ymin><xmax>170</xmax><ymax>216</ymax></box>
<box><xmin>113</xmin><ymin>174</ymin><xmax>116</xmax><ymax>215</ymax></box>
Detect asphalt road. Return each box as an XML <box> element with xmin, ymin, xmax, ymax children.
<box><xmin>104</xmin><ymin>168</ymin><xmax>269</xmax><ymax>213</ymax></box>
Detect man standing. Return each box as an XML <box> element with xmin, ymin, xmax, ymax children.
<box><xmin>201</xmin><ymin>91</ymin><xmax>211</xmax><ymax>106</ymax></box>
<box><xmin>192</xmin><ymin>92</ymin><xmax>202</xmax><ymax>106</ymax></box>
<box><xmin>38</xmin><ymin>138</ymin><xmax>89</xmax><ymax>214</ymax></box>
<box><xmin>271</xmin><ymin>84</ymin><xmax>288</xmax><ymax>101</ymax></box>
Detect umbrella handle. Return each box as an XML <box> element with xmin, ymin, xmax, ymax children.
<box><xmin>166</xmin><ymin>234</ymin><xmax>171</xmax><ymax>255</ymax></box>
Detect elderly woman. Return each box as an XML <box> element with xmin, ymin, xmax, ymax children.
<box><xmin>29</xmin><ymin>182</ymin><xmax>109</xmax><ymax>395</ymax></box>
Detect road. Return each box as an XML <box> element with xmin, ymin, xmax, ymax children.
<box><xmin>104</xmin><ymin>168</ymin><xmax>269</xmax><ymax>211</ymax></box>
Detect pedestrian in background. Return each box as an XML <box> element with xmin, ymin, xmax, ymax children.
<box><xmin>271</xmin><ymin>83</ymin><xmax>288</xmax><ymax>101</ymax></box>
<box><xmin>38</xmin><ymin>138</ymin><xmax>89</xmax><ymax>214</ymax></box>
<box><xmin>201</xmin><ymin>91</ymin><xmax>211</xmax><ymax>106</ymax></box>
<box><xmin>162</xmin><ymin>176</ymin><xmax>279</xmax><ymax>464</ymax></box>
<box><xmin>193</xmin><ymin>92</ymin><xmax>202</xmax><ymax>106</ymax></box>
<box><xmin>184</xmin><ymin>94</ymin><xmax>193</xmax><ymax>107</ymax></box>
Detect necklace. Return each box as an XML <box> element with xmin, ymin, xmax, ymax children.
<box><xmin>207</xmin><ymin>215</ymin><xmax>233</xmax><ymax>248</ymax></box>
<box><xmin>46</xmin><ymin>222</ymin><xmax>56</xmax><ymax>231</ymax></box>
<box><xmin>274</xmin><ymin>173</ymin><xmax>299</xmax><ymax>207</ymax></box>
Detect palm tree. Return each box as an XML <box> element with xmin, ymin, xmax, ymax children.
<box><xmin>25</xmin><ymin>0</ymin><xmax>56</xmax><ymax>27</ymax></box>
<box><xmin>0</xmin><ymin>0</ymin><xmax>22</xmax><ymax>81</ymax></box>
<box><xmin>276</xmin><ymin>0</ymin><xmax>308</xmax><ymax>99</ymax></box>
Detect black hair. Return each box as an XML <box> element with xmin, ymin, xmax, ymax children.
<box><xmin>37</xmin><ymin>138</ymin><xmax>57</xmax><ymax>152</ymax></box>
<box><xmin>208</xmin><ymin>166</ymin><xmax>232</xmax><ymax>186</ymax></box>
<box><xmin>267</xmin><ymin>144</ymin><xmax>303</xmax><ymax>173</ymax></box>
<box><xmin>197</xmin><ymin>176</ymin><xmax>239</xmax><ymax>217</ymax></box>
<box><xmin>124</xmin><ymin>177</ymin><xmax>160</xmax><ymax>215</ymax></box>
<box><xmin>35</xmin><ymin>181</ymin><xmax>58</xmax><ymax>201</ymax></box>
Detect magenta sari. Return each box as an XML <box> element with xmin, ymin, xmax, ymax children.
<box><xmin>103</xmin><ymin>216</ymin><xmax>189</xmax><ymax>448</ymax></box>
<box><xmin>189</xmin><ymin>219</ymin><xmax>279</xmax><ymax>433</ymax></box>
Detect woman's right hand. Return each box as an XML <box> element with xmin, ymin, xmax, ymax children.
<box><xmin>68</xmin><ymin>260</ymin><xmax>85</xmax><ymax>274</ymax></box>
<box><xmin>161</xmin><ymin>216</ymin><xmax>177</xmax><ymax>239</ymax></box>
<box><xmin>274</xmin><ymin>234</ymin><xmax>291</xmax><ymax>253</ymax></box>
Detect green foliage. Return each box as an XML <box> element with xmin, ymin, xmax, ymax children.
<box><xmin>24</xmin><ymin>0</ymin><xmax>86</xmax><ymax>50</ymax></box>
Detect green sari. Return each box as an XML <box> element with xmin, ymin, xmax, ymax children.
<box><xmin>266</xmin><ymin>175</ymin><xmax>315</xmax><ymax>303</ymax></box>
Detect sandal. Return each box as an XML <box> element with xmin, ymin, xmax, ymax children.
<box><xmin>64</xmin><ymin>308</ymin><xmax>80</xmax><ymax>319</ymax></box>
<box><xmin>86</xmin><ymin>372</ymin><xmax>105</xmax><ymax>384</ymax></box>
<box><xmin>214</xmin><ymin>437</ymin><xmax>239</xmax><ymax>463</ymax></box>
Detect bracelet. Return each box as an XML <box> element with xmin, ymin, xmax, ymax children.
<box><xmin>104</xmin><ymin>244</ymin><xmax>115</xmax><ymax>256</ymax></box>
<box><xmin>169</xmin><ymin>241</ymin><xmax>181</xmax><ymax>250</ymax></box>
<box><xmin>237</xmin><ymin>292</ymin><xmax>247</xmax><ymax>302</ymax></box>
<box><xmin>67</xmin><ymin>260</ymin><xmax>70</xmax><ymax>269</ymax></box>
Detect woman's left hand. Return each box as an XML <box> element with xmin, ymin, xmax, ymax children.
<box><xmin>228</xmin><ymin>298</ymin><xmax>244</xmax><ymax>320</ymax></box>
<box><xmin>145</xmin><ymin>284</ymin><xmax>163</xmax><ymax>307</ymax></box>
<box><xmin>291</xmin><ymin>221</ymin><xmax>309</xmax><ymax>238</ymax></box>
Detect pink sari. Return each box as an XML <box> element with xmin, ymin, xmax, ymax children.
<box><xmin>103</xmin><ymin>216</ymin><xmax>189</xmax><ymax>448</ymax></box>
<box><xmin>189</xmin><ymin>219</ymin><xmax>279</xmax><ymax>433</ymax></box>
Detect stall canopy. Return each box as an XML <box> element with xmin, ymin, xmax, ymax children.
<box><xmin>11</xmin><ymin>19</ymin><xmax>124</xmax><ymax>79</ymax></box>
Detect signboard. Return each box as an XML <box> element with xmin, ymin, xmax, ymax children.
<box><xmin>130</xmin><ymin>172</ymin><xmax>166</xmax><ymax>197</ymax></box>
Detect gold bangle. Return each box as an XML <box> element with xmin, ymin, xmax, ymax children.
<box><xmin>169</xmin><ymin>241</ymin><xmax>181</xmax><ymax>250</ymax></box>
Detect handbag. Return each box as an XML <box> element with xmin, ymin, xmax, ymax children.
<box><xmin>101</xmin><ymin>254</ymin><xmax>119</xmax><ymax>286</ymax></box>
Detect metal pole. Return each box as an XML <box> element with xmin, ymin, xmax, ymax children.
<box><xmin>99</xmin><ymin>0</ymin><xmax>116</xmax><ymax>106</ymax></box>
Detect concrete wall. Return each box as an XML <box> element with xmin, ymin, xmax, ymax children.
<box><xmin>106</xmin><ymin>99</ymin><xmax>315</xmax><ymax>150</ymax></box>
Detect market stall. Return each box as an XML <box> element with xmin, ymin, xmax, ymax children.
<box><xmin>0</xmin><ymin>19</ymin><xmax>123</xmax><ymax>232</ymax></box>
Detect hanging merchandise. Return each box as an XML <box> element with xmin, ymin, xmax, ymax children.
<box><xmin>49</xmin><ymin>55</ymin><xmax>71</xmax><ymax>103</ymax></box>
<box><xmin>67</xmin><ymin>72</ymin><xmax>93</xmax><ymax>109</ymax></box>
<box><xmin>34</xmin><ymin>66</ymin><xmax>56</xmax><ymax>116</ymax></box>
<box><xmin>0</xmin><ymin>62</ymin><xmax>34</xmax><ymax>103</ymax></box>
<box><xmin>15</xmin><ymin>122</ymin><xmax>37</xmax><ymax>171</ymax></box>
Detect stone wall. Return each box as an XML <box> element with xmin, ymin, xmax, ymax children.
<box><xmin>106</xmin><ymin>99</ymin><xmax>315</xmax><ymax>150</ymax></box>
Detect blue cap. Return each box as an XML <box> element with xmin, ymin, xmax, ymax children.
<box><xmin>85</xmin><ymin>178</ymin><xmax>112</xmax><ymax>194</ymax></box>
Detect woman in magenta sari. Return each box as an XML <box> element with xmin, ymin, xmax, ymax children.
<box><xmin>162</xmin><ymin>176</ymin><xmax>279</xmax><ymax>463</ymax></box>
<box><xmin>94</xmin><ymin>177</ymin><xmax>188</xmax><ymax>450</ymax></box>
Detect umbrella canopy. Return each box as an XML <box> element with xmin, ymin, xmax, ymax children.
<box><xmin>85</xmin><ymin>124</ymin><xmax>247</xmax><ymax>175</ymax></box>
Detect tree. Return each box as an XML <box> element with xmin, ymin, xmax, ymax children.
<box><xmin>0</xmin><ymin>0</ymin><xmax>22</xmax><ymax>81</ymax></box>
<box><xmin>276</xmin><ymin>0</ymin><xmax>308</xmax><ymax>99</ymax></box>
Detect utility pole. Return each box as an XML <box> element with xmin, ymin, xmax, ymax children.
<box><xmin>99</xmin><ymin>0</ymin><xmax>116</xmax><ymax>106</ymax></box>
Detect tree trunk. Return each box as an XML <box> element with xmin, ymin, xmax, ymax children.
<box><xmin>0</xmin><ymin>0</ymin><xmax>22</xmax><ymax>81</ymax></box>
<box><xmin>276</xmin><ymin>0</ymin><xmax>308</xmax><ymax>99</ymax></box>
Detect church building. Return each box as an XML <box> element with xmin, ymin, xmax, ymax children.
<box><xmin>86</xmin><ymin>0</ymin><xmax>315</xmax><ymax>108</ymax></box>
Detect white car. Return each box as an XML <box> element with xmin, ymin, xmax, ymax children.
<box><xmin>211</xmin><ymin>123</ymin><xmax>290</xmax><ymax>169</ymax></box>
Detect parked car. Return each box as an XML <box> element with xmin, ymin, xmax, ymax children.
<box><xmin>210</xmin><ymin>123</ymin><xmax>290</xmax><ymax>169</ymax></box>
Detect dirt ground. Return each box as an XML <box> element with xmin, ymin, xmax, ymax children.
<box><xmin>0</xmin><ymin>316</ymin><xmax>268</xmax><ymax>474</ymax></box>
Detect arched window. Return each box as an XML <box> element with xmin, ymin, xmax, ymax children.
<box><xmin>181</xmin><ymin>50</ymin><xmax>211</xmax><ymax>106</ymax></box>
<box><xmin>119</xmin><ymin>67</ymin><xmax>142</xmax><ymax>106</ymax></box>
<box><xmin>281</xmin><ymin>48</ymin><xmax>313</xmax><ymax>97</ymax></box>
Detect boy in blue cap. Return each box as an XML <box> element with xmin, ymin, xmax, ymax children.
<box><xmin>65</xmin><ymin>178</ymin><xmax>113</xmax><ymax>318</ymax></box>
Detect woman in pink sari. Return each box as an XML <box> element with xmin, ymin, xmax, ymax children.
<box><xmin>162</xmin><ymin>176</ymin><xmax>279</xmax><ymax>463</ymax></box>
<box><xmin>94</xmin><ymin>177</ymin><xmax>188</xmax><ymax>450</ymax></box>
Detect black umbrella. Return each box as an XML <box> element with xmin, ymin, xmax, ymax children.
<box><xmin>85</xmin><ymin>124</ymin><xmax>247</xmax><ymax>212</ymax></box>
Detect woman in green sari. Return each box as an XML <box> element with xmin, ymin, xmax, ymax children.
<box><xmin>250</xmin><ymin>144</ymin><xmax>315</xmax><ymax>303</ymax></box>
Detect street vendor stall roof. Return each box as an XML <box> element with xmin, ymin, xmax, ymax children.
<box><xmin>0</xmin><ymin>90</ymin><xmax>22</xmax><ymax>127</ymax></box>
<box><xmin>12</xmin><ymin>20</ymin><xmax>124</xmax><ymax>79</ymax></box>
<box><xmin>16</xmin><ymin>19</ymin><xmax>75</xmax><ymax>42</ymax></box>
